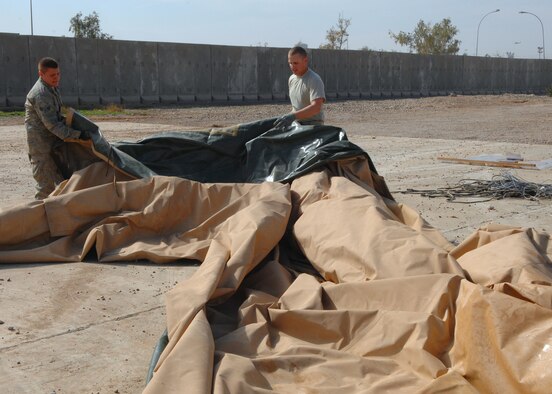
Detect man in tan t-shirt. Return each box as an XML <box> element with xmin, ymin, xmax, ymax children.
<box><xmin>274</xmin><ymin>46</ymin><xmax>326</xmax><ymax>129</ymax></box>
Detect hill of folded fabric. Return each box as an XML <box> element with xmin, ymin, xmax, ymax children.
<box><xmin>1</xmin><ymin>114</ymin><xmax>551</xmax><ymax>393</ymax></box>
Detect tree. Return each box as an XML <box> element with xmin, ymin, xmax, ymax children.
<box><xmin>69</xmin><ymin>11</ymin><xmax>113</xmax><ymax>39</ymax></box>
<box><xmin>389</xmin><ymin>18</ymin><xmax>460</xmax><ymax>55</ymax></box>
<box><xmin>320</xmin><ymin>14</ymin><xmax>351</xmax><ymax>50</ymax></box>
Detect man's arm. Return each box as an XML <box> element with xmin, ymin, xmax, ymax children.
<box><xmin>274</xmin><ymin>97</ymin><xmax>325</xmax><ymax>129</ymax></box>
<box><xmin>32</xmin><ymin>95</ymin><xmax>81</xmax><ymax>140</ymax></box>
<box><xmin>292</xmin><ymin>97</ymin><xmax>324</xmax><ymax>120</ymax></box>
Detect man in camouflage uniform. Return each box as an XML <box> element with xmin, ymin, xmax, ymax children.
<box><xmin>25</xmin><ymin>57</ymin><xmax>87</xmax><ymax>199</ymax></box>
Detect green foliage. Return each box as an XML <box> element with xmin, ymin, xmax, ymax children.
<box><xmin>71</xmin><ymin>105</ymin><xmax>126</xmax><ymax>116</ymax></box>
<box><xmin>98</xmin><ymin>104</ymin><xmax>125</xmax><ymax>114</ymax></box>
<box><xmin>0</xmin><ymin>106</ymin><xmax>126</xmax><ymax>118</ymax></box>
<box><xmin>69</xmin><ymin>11</ymin><xmax>113</xmax><ymax>39</ymax></box>
<box><xmin>320</xmin><ymin>14</ymin><xmax>351</xmax><ymax>50</ymax></box>
<box><xmin>0</xmin><ymin>110</ymin><xmax>24</xmax><ymax>117</ymax></box>
<box><xmin>548</xmin><ymin>86</ymin><xmax>552</xmax><ymax>97</ymax></box>
<box><xmin>389</xmin><ymin>18</ymin><xmax>460</xmax><ymax>55</ymax></box>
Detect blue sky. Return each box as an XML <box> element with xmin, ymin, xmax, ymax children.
<box><xmin>1</xmin><ymin>0</ymin><xmax>550</xmax><ymax>59</ymax></box>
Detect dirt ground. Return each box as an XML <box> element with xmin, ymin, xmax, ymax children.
<box><xmin>85</xmin><ymin>93</ymin><xmax>552</xmax><ymax>145</ymax></box>
<box><xmin>1</xmin><ymin>94</ymin><xmax>552</xmax><ymax>393</ymax></box>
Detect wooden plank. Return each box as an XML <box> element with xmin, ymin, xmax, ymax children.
<box><xmin>437</xmin><ymin>156</ymin><xmax>537</xmax><ymax>169</ymax></box>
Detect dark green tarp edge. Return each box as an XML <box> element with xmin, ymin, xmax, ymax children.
<box><xmin>63</xmin><ymin>111</ymin><xmax>382</xmax><ymax>186</ymax></box>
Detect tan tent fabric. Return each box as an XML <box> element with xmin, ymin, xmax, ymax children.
<box><xmin>451</xmin><ymin>280</ymin><xmax>552</xmax><ymax>393</ymax></box>
<box><xmin>0</xmin><ymin>162</ymin><xmax>291</xmax><ymax>264</ymax></box>
<box><xmin>290</xmin><ymin>170</ymin><xmax>465</xmax><ymax>282</ymax></box>
<box><xmin>1</xmin><ymin>157</ymin><xmax>552</xmax><ymax>393</ymax></box>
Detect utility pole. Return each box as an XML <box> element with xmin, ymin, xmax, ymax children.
<box><xmin>30</xmin><ymin>0</ymin><xmax>34</xmax><ymax>35</ymax></box>
<box><xmin>476</xmin><ymin>9</ymin><xmax>500</xmax><ymax>56</ymax></box>
<box><xmin>519</xmin><ymin>11</ymin><xmax>546</xmax><ymax>60</ymax></box>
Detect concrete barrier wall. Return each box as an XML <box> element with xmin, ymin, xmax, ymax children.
<box><xmin>2</xmin><ymin>33</ymin><xmax>552</xmax><ymax>109</ymax></box>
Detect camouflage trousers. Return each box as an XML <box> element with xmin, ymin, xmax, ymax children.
<box><xmin>28</xmin><ymin>152</ymin><xmax>64</xmax><ymax>199</ymax></box>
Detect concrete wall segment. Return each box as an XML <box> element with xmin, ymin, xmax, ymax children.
<box><xmin>138</xmin><ymin>41</ymin><xmax>159</xmax><ymax>103</ymax></box>
<box><xmin>256</xmin><ymin>47</ymin><xmax>273</xmax><ymax>100</ymax></box>
<box><xmin>358</xmin><ymin>51</ymin><xmax>371</xmax><ymax>96</ymax></box>
<box><xmin>211</xmin><ymin>45</ymin><xmax>230</xmax><ymax>101</ymax></box>
<box><xmin>0</xmin><ymin>38</ymin><xmax>5</xmax><ymax>106</ymax></box>
<box><xmin>367</xmin><ymin>52</ymin><xmax>382</xmax><ymax>97</ymax></box>
<box><xmin>75</xmin><ymin>38</ymin><xmax>100</xmax><ymax>105</ymax></box>
<box><xmin>157</xmin><ymin>43</ymin><xmax>181</xmax><ymax>103</ymax></box>
<box><xmin>329</xmin><ymin>49</ymin><xmax>347</xmax><ymax>97</ymax></box>
<box><xmin>241</xmin><ymin>46</ymin><xmax>258</xmax><ymax>100</ymax></box>
<box><xmin>3</xmin><ymin>35</ymin><xmax>31</xmax><ymax>106</ymax></box>
<box><xmin>225</xmin><ymin>46</ymin><xmax>246</xmax><ymax>101</ymax></box>
<box><xmin>1</xmin><ymin>34</ymin><xmax>551</xmax><ymax>110</ymax></box>
<box><xmin>98</xmin><ymin>39</ymin><xmax>121</xmax><ymax>105</ymax></box>
<box><xmin>379</xmin><ymin>52</ymin><xmax>401</xmax><ymax>95</ymax></box>
<box><xmin>118</xmin><ymin>41</ymin><xmax>141</xmax><ymax>104</ymax></box>
<box><xmin>182</xmin><ymin>44</ymin><xmax>211</xmax><ymax>102</ymax></box>
<box><xmin>346</xmin><ymin>50</ymin><xmax>361</xmax><ymax>98</ymax></box>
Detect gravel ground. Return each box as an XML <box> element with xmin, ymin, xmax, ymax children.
<box><xmin>89</xmin><ymin>93</ymin><xmax>552</xmax><ymax>144</ymax></box>
<box><xmin>2</xmin><ymin>93</ymin><xmax>550</xmax><ymax>143</ymax></box>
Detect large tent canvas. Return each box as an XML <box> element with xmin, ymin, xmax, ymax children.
<box><xmin>1</xmin><ymin>114</ymin><xmax>551</xmax><ymax>393</ymax></box>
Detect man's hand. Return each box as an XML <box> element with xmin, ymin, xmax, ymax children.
<box><xmin>273</xmin><ymin>113</ymin><xmax>296</xmax><ymax>129</ymax></box>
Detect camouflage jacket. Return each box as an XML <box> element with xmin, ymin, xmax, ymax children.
<box><xmin>24</xmin><ymin>78</ymin><xmax>80</xmax><ymax>152</ymax></box>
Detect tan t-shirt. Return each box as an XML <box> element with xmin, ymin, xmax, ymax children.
<box><xmin>288</xmin><ymin>68</ymin><xmax>326</xmax><ymax>124</ymax></box>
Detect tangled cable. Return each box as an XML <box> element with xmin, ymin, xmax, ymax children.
<box><xmin>399</xmin><ymin>171</ymin><xmax>552</xmax><ymax>203</ymax></box>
